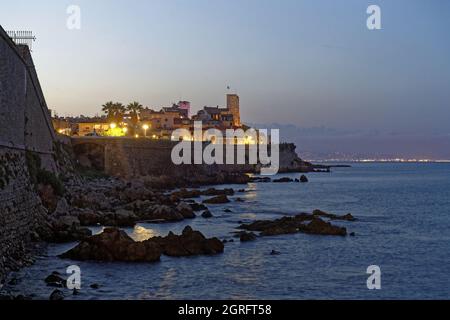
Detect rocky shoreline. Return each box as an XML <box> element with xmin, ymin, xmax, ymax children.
<box><xmin>1</xmin><ymin>171</ymin><xmax>359</xmax><ymax>300</ymax></box>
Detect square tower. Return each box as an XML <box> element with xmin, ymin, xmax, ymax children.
<box><xmin>226</xmin><ymin>94</ymin><xmax>241</xmax><ymax>127</ymax></box>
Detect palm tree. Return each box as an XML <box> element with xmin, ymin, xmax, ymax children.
<box><xmin>113</xmin><ymin>103</ymin><xmax>126</xmax><ymax>124</ymax></box>
<box><xmin>102</xmin><ymin>101</ymin><xmax>116</xmax><ymax>122</ymax></box>
<box><xmin>127</xmin><ymin>101</ymin><xmax>143</xmax><ymax>127</ymax></box>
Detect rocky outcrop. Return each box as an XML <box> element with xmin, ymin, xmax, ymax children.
<box><xmin>312</xmin><ymin>209</ymin><xmax>356</xmax><ymax>221</ymax></box>
<box><xmin>239</xmin><ymin>211</ymin><xmax>355</xmax><ymax>237</ymax></box>
<box><xmin>59</xmin><ymin>228</ymin><xmax>162</xmax><ymax>262</ymax></box>
<box><xmin>239</xmin><ymin>232</ymin><xmax>257</xmax><ymax>242</ymax></box>
<box><xmin>149</xmin><ymin>226</ymin><xmax>224</xmax><ymax>257</ymax></box>
<box><xmin>203</xmin><ymin>195</ymin><xmax>230</xmax><ymax>204</ymax></box>
<box><xmin>273</xmin><ymin>177</ymin><xmax>294</xmax><ymax>183</ymax></box>
<box><xmin>201</xmin><ymin>210</ymin><xmax>214</xmax><ymax>218</ymax></box>
<box><xmin>59</xmin><ymin>226</ymin><xmax>224</xmax><ymax>262</ymax></box>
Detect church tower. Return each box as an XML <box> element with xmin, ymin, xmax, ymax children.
<box><xmin>227</xmin><ymin>94</ymin><xmax>241</xmax><ymax>127</ymax></box>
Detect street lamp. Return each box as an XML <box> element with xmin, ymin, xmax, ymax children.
<box><xmin>110</xmin><ymin>123</ymin><xmax>117</xmax><ymax>130</ymax></box>
<box><xmin>142</xmin><ymin>124</ymin><xmax>149</xmax><ymax>137</ymax></box>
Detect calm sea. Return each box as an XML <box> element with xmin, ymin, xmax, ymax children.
<box><xmin>3</xmin><ymin>163</ymin><xmax>450</xmax><ymax>299</ymax></box>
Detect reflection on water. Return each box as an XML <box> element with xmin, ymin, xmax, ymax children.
<box><xmin>154</xmin><ymin>268</ymin><xmax>177</xmax><ymax>299</ymax></box>
<box><xmin>131</xmin><ymin>225</ymin><xmax>160</xmax><ymax>242</ymax></box>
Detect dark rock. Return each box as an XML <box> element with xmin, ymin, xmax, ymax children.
<box><xmin>148</xmin><ymin>226</ymin><xmax>224</xmax><ymax>257</ymax></box>
<box><xmin>60</xmin><ymin>227</ymin><xmax>224</xmax><ymax>261</ymax></box>
<box><xmin>59</xmin><ymin>228</ymin><xmax>162</xmax><ymax>262</ymax></box>
<box><xmin>113</xmin><ymin>209</ymin><xmax>138</xmax><ymax>227</ymax></box>
<box><xmin>350</xmin><ymin>232</ymin><xmax>356</xmax><ymax>237</ymax></box>
<box><xmin>90</xmin><ymin>283</ymin><xmax>100</xmax><ymax>289</ymax></box>
<box><xmin>249</xmin><ymin>177</ymin><xmax>271</xmax><ymax>183</ymax></box>
<box><xmin>312</xmin><ymin>209</ymin><xmax>357</xmax><ymax>221</ymax></box>
<box><xmin>78</xmin><ymin>210</ymin><xmax>102</xmax><ymax>226</ymax></box>
<box><xmin>176</xmin><ymin>202</ymin><xmax>196</xmax><ymax>219</ymax></box>
<box><xmin>239</xmin><ymin>213</ymin><xmax>351</xmax><ymax>237</ymax></box>
<box><xmin>201</xmin><ymin>210</ymin><xmax>214</xmax><ymax>219</ymax></box>
<box><xmin>270</xmin><ymin>250</ymin><xmax>281</xmax><ymax>255</ymax></box>
<box><xmin>49</xmin><ymin>289</ymin><xmax>64</xmax><ymax>301</ymax></box>
<box><xmin>300</xmin><ymin>175</ymin><xmax>309</xmax><ymax>183</ymax></box>
<box><xmin>202</xmin><ymin>188</ymin><xmax>234</xmax><ymax>196</ymax></box>
<box><xmin>301</xmin><ymin>218</ymin><xmax>347</xmax><ymax>236</ymax></box>
<box><xmin>38</xmin><ymin>184</ymin><xmax>59</xmax><ymax>212</ymax></box>
<box><xmin>189</xmin><ymin>202</ymin><xmax>208</xmax><ymax>212</ymax></box>
<box><xmin>171</xmin><ymin>189</ymin><xmax>202</xmax><ymax>199</ymax></box>
<box><xmin>45</xmin><ymin>272</ymin><xmax>66</xmax><ymax>288</ymax></box>
<box><xmin>273</xmin><ymin>177</ymin><xmax>294</xmax><ymax>183</ymax></box>
<box><xmin>239</xmin><ymin>232</ymin><xmax>257</xmax><ymax>242</ymax></box>
<box><xmin>142</xmin><ymin>205</ymin><xmax>184</xmax><ymax>222</ymax></box>
<box><xmin>203</xmin><ymin>195</ymin><xmax>230</xmax><ymax>204</ymax></box>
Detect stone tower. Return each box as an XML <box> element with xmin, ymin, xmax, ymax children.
<box><xmin>227</xmin><ymin>94</ymin><xmax>241</xmax><ymax>127</ymax></box>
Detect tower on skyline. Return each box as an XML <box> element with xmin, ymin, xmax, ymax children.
<box><xmin>227</xmin><ymin>94</ymin><xmax>240</xmax><ymax>127</ymax></box>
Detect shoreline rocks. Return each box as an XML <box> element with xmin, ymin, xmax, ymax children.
<box><xmin>59</xmin><ymin>228</ymin><xmax>162</xmax><ymax>262</ymax></box>
<box><xmin>59</xmin><ymin>226</ymin><xmax>224</xmax><ymax>262</ymax></box>
<box><xmin>238</xmin><ymin>211</ymin><xmax>355</xmax><ymax>237</ymax></box>
<box><xmin>312</xmin><ymin>209</ymin><xmax>356</xmax><ymax>221</ymax></box>
<box><xmin>203</xmin><ymin>195</ymin><xmax>230</xmax><ymax>204</ymax></box>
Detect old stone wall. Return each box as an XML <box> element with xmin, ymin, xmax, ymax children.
<box><xmin>0</xmin><ymin>149</ymin><xmax>48</xmax><ymax>279</ymax></box>
<box><xmin>72</xmin><ymin>138</ymin><xmax>311</xmax><ymax>178</ymax></box>
<box><xmin>0</xmin><ymin>26</ymin><xmax>58</xmax><ymax>282</ymax></box>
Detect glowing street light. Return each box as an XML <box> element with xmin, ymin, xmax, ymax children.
<box><xmin>110</xmin><ymin>123</ymin><xmax>117</xmax><ymax>129</ymax></box>
<box><xmin>142</xmin><ymin>124</ymin><xmax>149</xmax><ymax>137</ymax></box>
<box><xmin>122</xmin><ymin>127</ymin><xmax>128</xmax><ymax>134</ymax></box>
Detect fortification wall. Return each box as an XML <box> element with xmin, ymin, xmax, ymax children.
<box><xmin>0</xmin><ymin>26</ymin><xmax>57</xmax><ymax>282</ymax></box>
<box><xmin>73</xmin><ymin>138</ymin><xmax>311</xmax><ymax>178</ymax></box>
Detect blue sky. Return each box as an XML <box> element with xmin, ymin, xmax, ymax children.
<box><xmin>1</xmin><ymin>0</ymin><xmax>450</xmax><ymax>135</ymax></box>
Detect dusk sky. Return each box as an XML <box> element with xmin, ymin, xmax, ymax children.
<box><xmin>1</xmin><ymin>0</ymin><xmax>450</xmax><ymax>138</ymax></box>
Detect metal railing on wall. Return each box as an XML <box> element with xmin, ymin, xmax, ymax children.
<box><xmin>5</xmin><ymin>30</ymin><xmax>36</xmax><ymax>50</ymax></box>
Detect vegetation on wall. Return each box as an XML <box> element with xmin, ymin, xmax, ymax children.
<box><xmin>0</xmin><ymin>152</ymin><xmax>18</xmax><ymax>190</ymax></box>
<box><xmin>26</xmin><ymin>151</ymin><xmax>65</xmax><ymax>196</ymax></box>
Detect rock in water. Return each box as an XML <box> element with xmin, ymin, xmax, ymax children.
<box><xmin>49</xmin><ymin>289</ymin><xmax>64</xmax><ymax>301</ymax></box>
<box><xmin>301</xmin><ymin>218</ymin><xmax>347</xmax><ymax>236</ymax></box>
<box><xmin>239</xmin><ymin>213</ymin><xmax>351</xmax><ymax>237</ymax></box>
<box><xmin>59</xmin><ymin>227</ymin><xmax>224</xmax><ymax>261</ymax></box>
<box><xmin>59</xmin><ymin>228</ymin><xmax>162</xmax><ymax>262</ymax></box>
<box><xmin>149</xmin><ymin>226</ymin><xmax>224</xmax><ymax>257</ymax></box>
<box><xmin>203</xmin><ymin>195</ymin><xmax>230</xmax><ymax>204</ymax></box>
<box><xmin>300</xmin><ymin>175</ymin><xmax>309</xmax><ymax>183</ymax></box>
<box><xmin>273</xmin><ymin>177</ymin><xmax>294</xmax><ymax>183</ymax></box>
<box><xmin>312</xmin><ymin>209</ymin><xmax>356</xmax><ymax>221</ymax></box>
<box><xmin>239</xmin><ymin>232</ymin><xmax>257</xmax><ymax>242</ymax></box>
<box><xmin>44</xmin><ymin>272</ymin><xmax>66</xmax><ymax>288</ymax></box>
<box><xmin>201</xmin><ymin>210</ymin><xmax>214</xmax><ymax>218</ymax></box>
<box><xmin>176</xmin><ymin>202</ymin><xmax>196</xmax><ymax>219</ymax></box>
<box><xmin>202</xmin><ymin>188</ymin><xmax>235</xmax><ymax>196</ymax></box>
